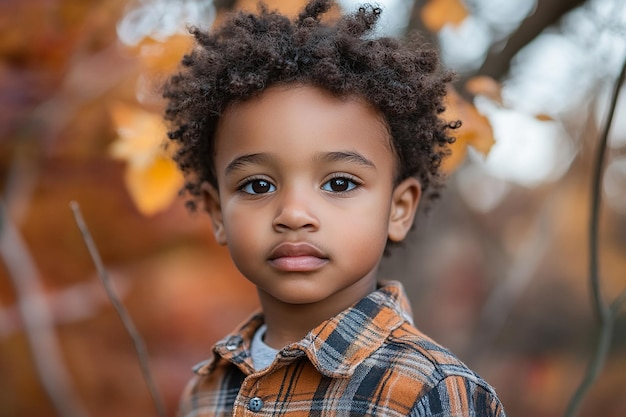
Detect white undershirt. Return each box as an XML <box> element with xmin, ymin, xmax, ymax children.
<box><xmin>250</xmin><ymin>324</ymin><xmax>279</xmax><ymax>371</ymax></box>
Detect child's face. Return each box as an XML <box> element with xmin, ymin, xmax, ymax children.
<box><xmin>204</xmin><ymin>85</ymin><xmax>420</xmax><ymax>311</ymax></box>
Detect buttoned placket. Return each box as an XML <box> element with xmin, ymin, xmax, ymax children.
<box><xmin>213</xmin><ymin>335</ymin><xmax>263</xmax><ymax>416</ymax></box>
<box><xmin>234</xmin><ymin>375</ymin><xmax>265</xmax><ymax>415</ymax></box>
<box><xmin>185</xmin><ymin>284</ymin><xmax>425</xmax><ymax>417</ymax></box>
<box><xmin>229</xmin><ymin>346</ymin><xmax>308</xmax><ymax>416</ymax></box>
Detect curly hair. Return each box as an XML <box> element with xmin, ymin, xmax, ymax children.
<box><xmin>163</xmin><ymin>0</ymin><xmax>457</xmax><ymax>210</ymax></box>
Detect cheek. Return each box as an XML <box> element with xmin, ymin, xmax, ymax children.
<box><xmin>223</xmin><ymin>222</ymin><xmax>262</xmax><ymax>279</ymax></box>
<box><xmin>333</xmin><ymin>195</ymin><xmax>392</xmax><ymax>247</ymax></box>
<box><xmin>221</xmin><ymin>204</ymin><xmax>260</xmax><ymax>252</ymax></box>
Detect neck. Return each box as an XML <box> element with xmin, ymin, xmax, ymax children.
<box><xmin>258</xmin><ymin>279</ymin><xmax>377</xmax><ymax>349</ymax></box>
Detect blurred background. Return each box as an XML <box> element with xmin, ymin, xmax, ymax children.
<box><xmin>1</xmin><ymin>0</ymin><xmax>625</xmax><ymax>416</ymax></box>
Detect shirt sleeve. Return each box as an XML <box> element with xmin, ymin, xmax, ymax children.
<box><xmin>412</xmin><ymin>375</ymin><xmax>506</xmax><ymax>417</ymax></box>
<box><xmin>177</xmin><ymin>374</ymin><xmax>201</xmax><ymax>417</ymax></box>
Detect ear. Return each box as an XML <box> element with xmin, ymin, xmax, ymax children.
<box><xmin>388</xmin><ymin>177</ymin><xmax>421</xmax><ymax>242</ymax></box>
<box><xmin>201</xmin><ymin>182</ymin><xmax>227</xmax><ymax>246</ymax></box>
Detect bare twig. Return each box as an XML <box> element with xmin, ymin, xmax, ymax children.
<box><xmin>563</xmin><ymin>53</ymin><xmax>626</xmax><ymax>417</ymax></box>
<box><xmin>0</xmin><ymin>280</ymin><xmax>131</xmax><ymax>339</ymax></box>
<box><xmin>610</xmin><ymin>288</ymin><xmax>626</xmax><ymax>316</ymax></box>
<box><xmin>70</xmin><ymin>201</ymin><xmax>167</xmax><ymax>417</ymax></box>
<box><xmin>469</xmin><ymin>0</ymin><xmax>586</xmax><ymax>80</ymax></box>
<box><xmin>0</xmin><ymin>200</ymin><xmax>90</xmax><ymax>417</ymax></box>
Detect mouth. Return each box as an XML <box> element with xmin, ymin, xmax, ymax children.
<box><xmin>267</xmin><ymin>242</ymin><xmax>329</xmax><ymax>272</ymax></box>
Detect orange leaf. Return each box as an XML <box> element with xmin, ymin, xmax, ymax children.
<box><xmin>233</xmin><ymin>0</ymin><xmax>310</xmax><ymax>16</ymax></box>
<box><xmin>213</xmin><ymin>0</ymin><xmax>340</xmax><ymax>26</ymax></box>
<box><xmin>441</xmin><ymin>88</ymin><xmax>495</xmax><ymax>173</ymax></box>
<box><xmin>110</xmin><ymin>103</ymin><xmax>167</xmax><ymax>166</ymax></box>
<box><xmin>465</xmin><ymin>76</ymin><xmax>503</xmax><ymax>105</ymax></box>
<box><xmin>133</xmin><ymin>34</ymin><xmax>194</xmax><ymax>75</ymax></box>
<box><xmin>109</xmin><ymin>103</ymin><xmax>183</xmax><ymax>215</ymax></box>
<box><xmin>123</xmin><ymin>156</ymin><xmax>183</xmax><ymax>216</ymax></box>
<box><xmin>421</xmin><ymin>0</ymin><xmax>468</xmax><ymax>32</ymax></box>
<box><xmin>535</xmin><ymin>113</ymin><xmax>554</xmax><ymax>122</ymax></box>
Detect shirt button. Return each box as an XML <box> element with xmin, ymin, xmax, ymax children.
<box><xmin>248</xmin><ymin>397</ymin><xmax>264</xmax><ymax>412</ymax></box>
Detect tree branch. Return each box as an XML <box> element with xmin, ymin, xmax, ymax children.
<box><xmin>0</xmin><ymin>200</ymin><xmax>90</xmax><ymax>417</ymax></box>
<box><xmin>611</xmin><ymin>287</ymin><xmax>626</xmax><ymax>316</ymax></box>
<box><xmin>475</xmin><ymin>0</ymin><xmax>586</xmax><ymax>81</ymax></box>
<box><xmin>70</xmin><ymin>201</ymin><xmax>166</xmax><ymax>417</ymax></box>
<box><xmin>563</xmin><ymin>50</ymin><xmax>626</xmax><ymax>417</ymax></box>
<box><xmin>588</xmin><ymin>60</ymin><xmax>626</xmax><ymax>323</ymax></box>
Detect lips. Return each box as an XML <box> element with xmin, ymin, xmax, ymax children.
<box><xmin>267</xmin><ymin>242</ymin><xmax>329</xmax><ymax>272</ymax></box>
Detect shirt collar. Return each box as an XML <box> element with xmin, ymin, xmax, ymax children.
<box><xmin>298</xmin><ymin>281</ymin><xmax>413</xmax><ymax>378</ymax></box>
<box><xmin>193</xmin><ymin>281</ymin><xmax>413</xmax><ymax>378</ymax></box>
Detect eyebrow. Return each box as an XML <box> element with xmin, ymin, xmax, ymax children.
<box><xmin>224</xmin><ymin>153</ymin><xmax>273</xmax><ymax>175</ymax></box>
<box><xmin>318</xmin><ymin>151</ymin><xmax>376</xmax><ymax>170</ymax></box>
<box><xmin>224</xmin><ymin>150</ymin><xmax>376</xmax><ymax>175</ymax></box>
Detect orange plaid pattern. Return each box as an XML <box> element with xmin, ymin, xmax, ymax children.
<box><xmin>179</xmin><ymin>282</ymin><xmax>505</xmax><ymax>416</ymax></box>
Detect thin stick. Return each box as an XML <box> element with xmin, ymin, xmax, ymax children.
<box><xmin>70</xmin><ymin>201</ymin><xmax>166</xmax><ymax>417</ymax></box>
<box><xmin>563</xmin><ymin>53</ymin><xmax>626</xmax><ymax>417</ymax></box>
<box><xmin>0</xmin><ymin>200</ymin><xmax>90</xmax><ymax>417</ymax></box>
<box><xmin>611</xmin><ymin>288</ymin><xmax>626</xmax><ymax>316</ymax></box>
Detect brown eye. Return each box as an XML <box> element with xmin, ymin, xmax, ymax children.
<box><xmin>241</xmin><ymin>179</ymin><xmax>276</xmax><ymax>194</ymax></box>
<box><xmin>322</xmin><ymin>177</ymin><xmax>357</xmax><ymax>193</ymax></box>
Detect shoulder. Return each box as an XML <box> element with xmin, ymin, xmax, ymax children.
<box><xmin>369</xmin><ymin>322</ymin><xmax>506</xmax><ymax>416</ymax></box>
<box><xmin>413</xmin><ymin>374</ymin><xmax>505</xmax><ymax>417</ymax></box>
<box><xmin>384</xmin><ymin>322</ymin><xmax>478</xmax><ymax>382</ymax></box>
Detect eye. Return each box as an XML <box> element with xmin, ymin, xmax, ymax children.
<box><xmin>321</xmin><ymin>176</ymin><xmax>358</xmax><ymax>193</ymax></box>
<box><xmin>239</xmin><ymin>179</ymin><xmax>276</xmax><ymax>195</ymax></box>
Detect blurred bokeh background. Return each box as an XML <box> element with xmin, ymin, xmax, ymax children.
<box><xmin>1</xmin><ymin>0</ymin><xmax>625</xmax><ymax>416</ymax></box>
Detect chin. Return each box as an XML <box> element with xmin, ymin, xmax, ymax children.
<box><xmin>275</xmin><ymin>292</ymin><xmax>327</xmax><ymax>305</ymax></box>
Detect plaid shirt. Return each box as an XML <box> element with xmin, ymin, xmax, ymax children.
<box><xmin>179</xmin><ymin>282</ymin><xmax>505</xmax><ymax>417</ymax></box>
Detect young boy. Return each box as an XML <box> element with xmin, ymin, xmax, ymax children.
<box><xmin>163</xmin><ymin>0</ymin><xmax>505</xmax><ymax>415</ymax></box>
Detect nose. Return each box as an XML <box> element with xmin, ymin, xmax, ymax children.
<box><xmin>272</xmin><ymin>186</ymin><xmax>319</xmax><ymax>232</ymax></box>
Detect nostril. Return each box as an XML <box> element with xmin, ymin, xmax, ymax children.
<box><xmin>272</xmin><ymin>212</ymin><xmax>318</xmax><ymax>232</ymax></box>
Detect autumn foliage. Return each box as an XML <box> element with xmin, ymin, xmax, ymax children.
<box><xmin>1</xmin><ymin>1</ymin><xmax>625</xmax><ymax>417</ymax></box>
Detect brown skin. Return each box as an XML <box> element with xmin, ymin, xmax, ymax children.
<box><xmin>203</xmin><ymin>85</ymin><xmax>421</xmax><ymax>349</ymax></box>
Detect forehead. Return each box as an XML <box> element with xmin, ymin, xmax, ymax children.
<box><xmin>213</xmin><ymin>84</ymin><xmax>395</xmax><ymax>170</ymax></box>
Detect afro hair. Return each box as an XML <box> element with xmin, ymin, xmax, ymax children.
<box><xmin>163</xmin><ymin>0</ymin><xmax>458</xmax><ymax>210</ymax></box>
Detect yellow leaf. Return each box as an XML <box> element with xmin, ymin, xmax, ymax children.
<box><xmin>441</xmin><ymin>88</ymin><xmax>495</xmax><ymax>173</ymax></box>
<box><xmin>109</xmin><ymin>103</ymin><xmax>167</xmax><ymax>168</ymax></box>
<box><xmin>535</xmin><ymin>113</ymin><xmax>554</xmax><ymax>121</ymax></box>
<box><xmin>233</xmin><ymin>0</ymin><xmax>310</xmax><ymax>17</ymax></box>
<box><xmin>213</xmin><ymin>0</ymin><xmax>340</xmax><ymax>26</ymax></box>
<box><xmin>109</xmin><ymin>103</ymin><xmax>183</xmax><ymax>215</ymax></box>
<box><xmin>134</xmin><ymin>34</ymin><xmax>193</xmax><ymax>75</ymax></box>
<box><xmin>123</xmin><ymin>155</ymin><xmax>183</xmax><ymax>216</ymax></box>
<box><xmin>421</xmin><ymin>0</ymin><xmax>468</xmax><ymax>32</ymax></box>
